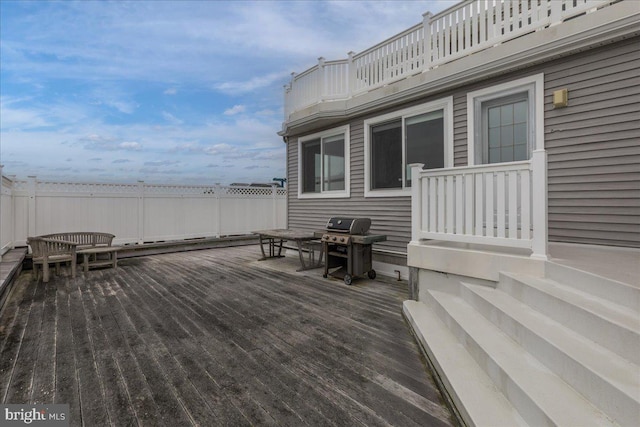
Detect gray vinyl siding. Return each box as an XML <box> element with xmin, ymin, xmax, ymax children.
<box><xmin>287</xmin><ymin>118</ymin><xmax>412</xmax><ymax>255</ymax></box>
<box><xmin>544</xmin><ymin>37</ymin><xmax>640</xmax><ymax>247</ymax></box>
<box><xmin>286</xmin><ymin>36</ymin><xmax>640</xmax><ymax>253</ymax></box>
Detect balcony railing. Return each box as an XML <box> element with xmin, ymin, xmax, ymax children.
<box><xmin>284</xmin><ymin>0</ymin><xmax>610</xmax><ymax>120</ymax></box>
<box><xmin>0</xmin><ymin>172</ymin><xmax>287</xmax><ymax>260</ymax></box>
<box><xmin>410</xmin><ymin>150</ymin><xmax>548</xmax><ymax>259</ymax></box>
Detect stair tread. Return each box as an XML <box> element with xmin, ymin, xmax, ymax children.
<box><xmin>502</xmin><ymin>272</ymin><xmax>640</xmax><ymax>332</ymax></box>
<box><xmin>463</xmin><ymin>281</ymin><xmax>640</xmax><ymax>401</ymax></box>
<box><xmin>429</xmin><ymin>289</ymin><xmax>617</xmax><ymax>426</ymax></box>
<box><xmin>403</xmin><ymin>300</ymin><xmax>527</xmax><ymax>426</ymax></box>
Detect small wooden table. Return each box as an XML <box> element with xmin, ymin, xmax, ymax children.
<box><xmin>77</xmin><ymin>246</ymin><xmax>119</xmax><ymax>273</ymax></box>
<box><xmin>252</xmin><ymin>229</ymin><xmax>324</xmax><ymax>271</ymax></box>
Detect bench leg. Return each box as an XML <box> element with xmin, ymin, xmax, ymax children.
<box><xmin>113</xmin><ymin>251</ymin><xmax>118</xmax><ymax>269</ymax></box>
<box><xmin>71</xmin><ymin>257</ymin><xmax>76</xmax><ymax>278</ymax></box>
<box><xmin>83</xmin><ymin>253</ymin><xmax>90</xmax><ymax>273</ymax></box>
<box><xmin>43</xmin><ymin>262</ymin><xmax>50</xmax><ymax>283</ymax></box>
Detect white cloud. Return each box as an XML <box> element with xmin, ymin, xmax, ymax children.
<box><xmin>223</xmin><ymin>105</ymin><xmax>246</xmax><ymax>116</ymax></box>
<box><xmin>119</xmin><ymin>141</ymin><xmax>142</xmax><ymax>150</ymax></box>
<box><xmin>215</xmin><ymin>72</ymin><xmax>288</xmax><ymax>95</ymax></box>
<box><xmin>204</xmin><ymin>143</ymin><xmax>236</xmax><ymax>156</ymax></box>
<box><xmin>164</xmin><ymin>87</ymin><xmax>178</xmax><ymax>95</ymax></box>
<box><xmin>162</xmin><ymin>111</ymin><xmax>184</xmax><ymax>125</ymax></box>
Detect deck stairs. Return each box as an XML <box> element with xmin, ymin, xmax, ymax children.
<box><xmin>404</xmin><ymin>262</ymin><xmax>640</xmax><ymax>426</ymax></box>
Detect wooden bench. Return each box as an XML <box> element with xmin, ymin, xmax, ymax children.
<box><xmin>27</xmin><ymin>237</ymin><xmax>78</xmax><ymax>283</ymax></box>
<box><xmin>41</xmin><ymin>232</ymin><xmax>119</xmax><ymax>273</ymax></box>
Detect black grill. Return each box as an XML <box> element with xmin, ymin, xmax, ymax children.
<box><xmin>321</xmin><ymin>217</ymin><xmax>386</xmax><ymax>285</ymax></box>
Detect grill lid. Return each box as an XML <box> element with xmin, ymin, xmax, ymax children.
<box><xmin>325</xmin><ymin>217</ymin><xmax>371</xmax><ymax>235</ymax></box>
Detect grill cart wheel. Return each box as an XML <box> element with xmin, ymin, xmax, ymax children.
<box><xmin>367</xmin><ymin>270</ymin><xmax>376</xmax><ymax>280</ymax></box>
<box><xmin>343</xmin><ymin>274</ymin><xmax>353</xmax><ymax>286</ymax></box>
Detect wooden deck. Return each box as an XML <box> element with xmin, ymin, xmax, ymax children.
<box><xmin>0</xmin><ymin>245</ymin><xmax>455</xmax><ymax>426</ymax></box>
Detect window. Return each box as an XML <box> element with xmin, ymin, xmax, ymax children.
<box><xmin>371</xmin><ymin>120</ymin><xmax>402</xmax><ymax>189</ymax></box>
<box><xmin>468</xmin><ymin>74</ymin><xmax>544</xmax><ymax>165</ymax></box>
<box><xmin>298</xmin><ymin>125</ymin><xmax>350</xmax><ymax>198</ymax></box>
<box><xmin>365</xmin><ymin>98</ymin><xmax>453</xmax><ymax>197</ymax></box>
<box><xmin>485</xmin><ymin>95</ymin><xmax>528</xmax><ymax>163</ymax></box>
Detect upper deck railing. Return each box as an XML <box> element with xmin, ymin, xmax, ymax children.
<box><xmin>284</xmin><ymin>0</ymin><xmax>611</xmax><ymax>120</ymax></box>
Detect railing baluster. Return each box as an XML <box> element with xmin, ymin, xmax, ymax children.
<box><xmin>485</xmin><ymin>171</ymin><xmax>494</xmax><ymax>237</ymax></box>
<box><xmin>497</xmin><ymin>171</ymin><xmax>506</xmax><ymax>238</ymax></box>
<box><xmin>429</xmin><ymin>177</ymin><xmax>437</xmax><ymax>232</ymax></box>
<box><xmin>521</xmin><ymin>168</ymin><xmax>531</xmax><ymax>240</ymax></box>
<box><xmin>465</xmin><ymin>173</ymin><xmax>474</xmax><ymax>236</ymax></box>
<box><xmin>437</xmin><ymin>176</ymin><xmax>445</xmax><ymax>232</ymax></box>
<box><xmin>475</xmin><ymin>172</ymin><xmax>483</xmax><ymax>236</ymax></box>
<box><xmin>455</xmin><ymin>174</ymin><xmax>464</xmax><ymax>235</ymax></box>
<box><xmin>446</xmin><ymin>175</ymin><xmax>454</xmax><ymax>233</ymax></box>
<box><xmin>508</xmin><ymin>170</ymin><xmax>518</xmax><ymax>239</ymax></box>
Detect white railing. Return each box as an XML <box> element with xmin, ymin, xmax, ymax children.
<box><xmin>411</xmin><ymin>150</ymin><xmax>547</xmax><ymax>259</ymax></box>
<box><xmin>0</xmin><ymin>176</ymin><xmax>287</xmax><ymax>256</ymax></box>
<box><xmin>284</xmin><ymin>0</ymin><xmax>610</xmax><ymax>119</ymax></box>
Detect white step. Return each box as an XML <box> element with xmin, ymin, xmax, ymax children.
<box><xmin>546</xmin><ymin>262</ymin><xmax>640</xmax><ymax>312</ymax></box>
<box><xmin>403</xmin><ymin>300</ymin><xmax>527</xmax><ymax>427</ymax></box>
<box><xmin>424</xmin><ymin>289</ymin><xmax>617</xmax><ymax>426</ymax></box>
<box><xmin>461</xmin><ymin>281</ymin><xmax>640</xmax><ymax>427</ymax></box>
<box><xmin>499</xmin><ymin>272</ymin><xmax>640</xmax><ymax>365</ymax></box>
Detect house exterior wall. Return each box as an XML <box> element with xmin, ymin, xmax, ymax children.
<box><xmin>286</xmin><ymin>36</ymin><xmax>640</xmax><ymax>253</ymax></box>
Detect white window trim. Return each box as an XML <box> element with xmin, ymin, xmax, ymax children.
<box><xmin>364</xmin><ymin>97</ymin><xmax>454</xmax><ymax>198</ymax></box>
<box><xmin>467</xmin><ymin>73</ymin><xmax>544</xmax><ymax>166</ymax></box>
<box><xmin>297</xmin><ymin>124</ymin><xmax>350</xmax><ymax>199</ymax></box>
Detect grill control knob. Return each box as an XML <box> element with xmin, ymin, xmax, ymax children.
<box><xmin>340</xmin><ymin>237</ymin><xmax>345</xmax><ymax>243</ymax></box>
<box><xmin>332</xmin><ymin>236</ymin><xmax>337</xmax><ymax>241</ymax></box>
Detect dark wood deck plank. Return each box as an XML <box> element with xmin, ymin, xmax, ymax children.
<box><xmin>0</xmin><ymin>245</ymin><xmax>455</xmax><ymax>427</ymax></box>
<box><xmin>30</xmin><ymin>279</ymin><xmax>59</xmax><ymax>405</ymax></box>
<box><xmin>0</xmin><ymin>277</ymin><xmax>40</xmax><ymax>403</ymax></box>
<box><xmin>53</xmin><ymin>278</ymin><xmax>82</xmax><ymax>424</ymax></box>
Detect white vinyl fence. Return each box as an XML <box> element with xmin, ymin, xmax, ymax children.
<box><xmin>0</xmin><ymin>174</ymin><xmax>287</xmax><ymax>259</ymax></box>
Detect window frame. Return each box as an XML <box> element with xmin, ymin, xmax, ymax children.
<box><xmin>364</xmin><ymin>97</ymin><xmax>454</xmax><ymax>198</ymax></box>
<box><xmin>297</xmin><ymin>124</ymin><xmax>350</xmax><ymax>199</ymax></box>
<box><xmin>467</xmin><ymin>74</ymin><xmax>544</xmax><ymax>166</ymax></box>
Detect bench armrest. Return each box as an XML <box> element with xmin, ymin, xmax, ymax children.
<box><xmin>40</xmin><ymin>238</ymin><xmax>78</xmax><ymax>256</ymax></box>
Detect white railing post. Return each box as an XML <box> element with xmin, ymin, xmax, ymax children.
<box><xmin>317</xmin><ymin>57</ymin><xmax>325</xmax><ymax>100</ymax></box>
<box><xmin>531</xmin><ymin>150</ymin><xmax>548</xmax><ymax>259</ymax></box>
<box><xmin>423</xmin><ymin>12</ymin><xmax>433</xmax><ymax>71</ymax></box>
<box><xmin>137</xmin><ymin>180</ymin><xmax>144</xmax><ymax>244</ymax></box>
<box><xmin>550</xmin><ymin>0</ymin><xmax>563</xmax><ymax>26</ymax></box>
<box><xmin>347</xmin><ymin>51</ymin><xmax>355</xmax><ymax>98</ymax></box>
<box><xmin>27</xmin><ymin>176</ymin><xmax>37</xmax><ymax>238</ymax></box>
<box><xmin>410</xmin><ymin>163</ymin><xmax>425</xmax><ymax>242</ymax></box>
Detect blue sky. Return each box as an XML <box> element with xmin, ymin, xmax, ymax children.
<box><xmin>1</xmin><ymin>0</ymin><xmax>452</xmax><ymax>185</ymax></box>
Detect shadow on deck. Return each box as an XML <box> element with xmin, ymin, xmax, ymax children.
<box><xmin>0</xmin><ymin>245</ymin><xmax>454</xmax><ymax>426</ymax></box>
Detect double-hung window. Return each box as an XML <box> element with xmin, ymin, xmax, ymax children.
<box><xmin>468</xmin><ymin>74</ymin><xmax>544</xmax><ymax>165</ymax></box>
<box><xmin>298</xmin><ymin>125</ymin><xmax>350</xmax><ymax>198</ymax></box>
<box><xmin>365</xmin><ymin>98</ymin><xmax>453</xmax><ymax>197</ymax></box>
